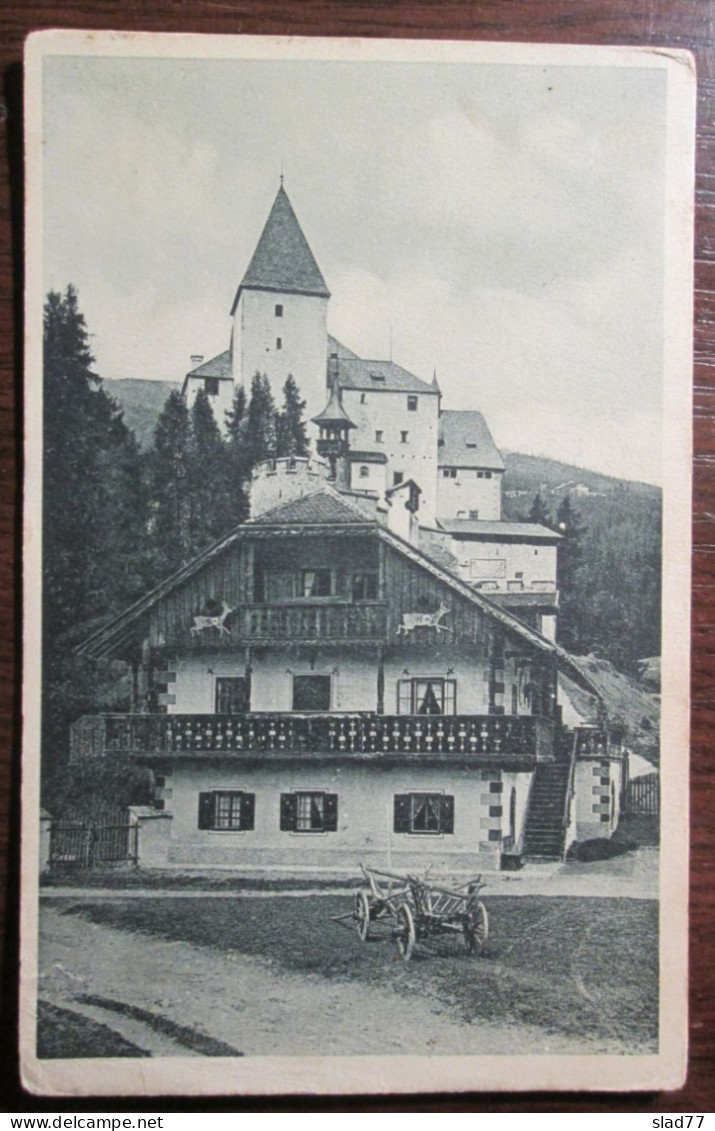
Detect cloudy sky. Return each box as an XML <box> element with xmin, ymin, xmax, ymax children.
<box><xmin>42</xmin><ymin>48</ymin><xmax>668</xmax><ymax>483</ymax></box>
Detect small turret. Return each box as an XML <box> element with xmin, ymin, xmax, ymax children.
<box><xmin>311</xmin><ymin>372</ymin><xmax>356</xmax><ymax>490</ymax></box>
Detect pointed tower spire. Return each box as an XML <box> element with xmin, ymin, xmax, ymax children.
<box><xmin>230</xmin><ymin>183</ymin><xmax>330</xmax><ymax>315</ymax></box>
<box><xmin>431</xmin><ymin>368</ymin><xmax>441</xmax><ymax>393</ymax></box>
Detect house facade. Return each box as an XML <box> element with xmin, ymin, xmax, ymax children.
<box><xmin>72</xmin><ymin>474</ymin><xmax>624</xmax><ymax>875</ymax></box>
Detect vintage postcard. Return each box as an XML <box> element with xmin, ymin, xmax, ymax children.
<box><xmin>21</xmin><ymin>32</ymin><xmax>694</xmax><ymax>1096</ymax></box>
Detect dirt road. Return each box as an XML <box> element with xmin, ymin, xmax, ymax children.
<box><xmin>37</xmin><ymin>904</ymin><xmax>643</xmax><ymax>1058</ymax></box>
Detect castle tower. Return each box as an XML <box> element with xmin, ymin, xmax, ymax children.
<box><xmin>230</xmin><ymin>182</ymin><xmax>330</xmax><ymax>430</ymax></box>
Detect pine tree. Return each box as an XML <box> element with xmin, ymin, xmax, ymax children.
<box><xmin>528</xmin><ymin>490</ymin><xmax>552</xmax><ymax>526</ymax></box>
<box><xmin>224</xmin><ymin>384</ymin><xmax>250</xmax><ymax>527</ymax></box>
<box><xmin>42</xmin><ymin>286</ymin><xmax>149</xmax><ymax>800</ymax></box>
<box><xmin>244</xmin><ymin>372</ymin><xmax>277</xmax><ymax>466</ymax></box>
<box><xmin>188</xmin><ymin>387</ymin><xmax>234</xmax><ymax>553</ymax></box>
<box><xmin>555</xmin><ymin>493</ymin><xmax>587</xmax><ymax>652</ymax></box>
<box><xmin>276</xmin><ymin>374</ymin><xmax>309</xmax><ymax>458</ymax></box>
<box><xmin>149</xmin><ymin>389</ymin><xmax>193</xmax><ymax>578</ymax></box>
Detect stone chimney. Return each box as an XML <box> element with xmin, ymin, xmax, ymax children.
<box><xmin>190</xmin><ymin>354</ymin><xmax>204</xmax><ymax>367</ymax></box>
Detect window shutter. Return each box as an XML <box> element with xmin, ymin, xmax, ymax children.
<box><xmin>240</xmin><ymin>792</ymin><xmax>255</xmax><ymax>831</ymax></box>
<box><xmin>323</xmin><ymin>793</ymin><xmax>338</xmax><ymax>832</ymax></box>
<box><xmin>198</xmin><ymin>792</ymin><xmax>215</xmax><ymax>830</ymax></box>
<box><xmin>280</xmin><ymin>793</ymin><xmax>297</xmax><ymax>831</ymax></box>
<box><xmin>442</xmin><ymin>795</ymin><xmax>455</xmax><ymax>834</ymax></box>
<box><xmin>394</xmin><ymin>794</ymin><xmax>411</xmax><ymax>833</ymax></box>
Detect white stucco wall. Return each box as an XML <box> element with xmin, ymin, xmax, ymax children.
<box><xmin>160</xmin><ymin>759</ymin><xmax>534</xmax><ymax>875</ymax></box>
<box><xmin>437</xmin><ymin>469</ymin><xmax>503</xmax><ymax>522</ymax></box>
<box><xmin>340</xmin><ymin>388</ymin><xmax>440</xmax><ymax>524</ymax></box>
<box><xmin>233</xmin><ymin>288</ymin><xmax>329</xmax><ymax>433</ymax></box>
<box><xmin>451</xmin><ymin>538</ymin><xmax>558</xmax><ymax>592</ymax></box>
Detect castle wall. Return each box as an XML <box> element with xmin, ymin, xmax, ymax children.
<box><xmin>183</xmin><ymin>376</ymin><xmax>234</xmax><ymax>432</ymax></box>
<box><xmin>340</xmin><ymin>387</ymin><xmax>440</xmax><ymax>525</ymax></box>
<box><xmin>437</xmin><ymin>468</ymin><xmax>503</xmax><ymax>521</ymax></box>
<box><xmin>250</xmin><ymin>457</ymin><xmax>329</xmax><ymax>517</ymax></box>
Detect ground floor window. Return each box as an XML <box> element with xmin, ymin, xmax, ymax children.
<box><xmin>198</xmin><ymin>790</ymin><xmax>255</xmax><ymax>831</ymax></box>
<box><xmin>397</xmin><ymin>678</ymin><xmax>456</xmax><ymax>715</ymax></box>
<box><xmin>393</xmin><ymin>793</ymin><xmax>454</xmax><ymax>835</ymax></box>
<box><xmin>280</xmin><ymin>791</ymin><xmax>338</xmax><ymax>833</ymax></box>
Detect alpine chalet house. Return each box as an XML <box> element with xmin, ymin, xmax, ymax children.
<box><xmin>68</xmin><ymin>182</ymin><xmax>627</xmax><ymax>873</ymax></box>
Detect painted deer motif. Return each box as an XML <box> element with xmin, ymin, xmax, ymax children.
<box><xmin>397</xmin><ymin>602</ymin><xmax>451</xmax><ymax>636</ymax></box>
<box><xmin>190</xmin><ymin>601</ymin><xmax>234</xmax><ymax>638</ymax></box>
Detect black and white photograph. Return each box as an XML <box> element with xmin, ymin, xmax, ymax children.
<box><xmin>21</xmin><ymin>32</ymin><xmax>694</xmax><ymax>1096</ymax></box>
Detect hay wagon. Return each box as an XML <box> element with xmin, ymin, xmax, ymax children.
<box><xmin>353</xmin><ymin>864</ymin><xmax>489</xmax><ymax>961</ymax></box>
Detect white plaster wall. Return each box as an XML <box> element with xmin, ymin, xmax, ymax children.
<box><xmin>164</xmin><ymin>759</ymin><xmax>534</xmax><ymax>874</ymax></box>
<box><xmin>437</xmin><ymin>470</ymin><xmax>503</xmax><ymax>522</ymax></box>
<box><xmin>349</xmin><ymin>460</ymin><xmax>386</xmax><ymax>497</ymax></box>
<box><xmin>382</xmin><ymin>652</ymin><xmax>491</xmax><ymax>716</ymax></box>
<box><xmin>233</xmin><ymin>289</ymin><xmax>329</xmax><ymax>431</ymax></box>
<box><xmin>574</xmin><ymin>758</ymin><xmax>620</xmax><ymax>841</ymax></box>
<box><xmin>250</xmin><ymin>458</ymin><xmax>329</xmax><ymax>518</ymax></box>
<box><xmin>451</xmin><ymin>539</ymin><xmax>558</xmax><ymax>591</ymax></box>
<box><xmin>340</xmin><ymin>388</ymin><xmax>440</xmax><ymax>524</ymax></box>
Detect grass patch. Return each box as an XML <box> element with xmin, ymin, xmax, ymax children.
<box><xmin>61</xmin><ymin>894</ymin><xmax>658</xmax><ymax>1050</ymax></box>
<box><xmin>75</xmin><ymin>994</ymin><xmax>242</xmax><ymax>1056</ymax></box>
<box><xmin>41</xmin><ymin>869</ymin><xmax>355</xmax><ymax>891</ymax></box>
<box><xmin>37</xmin><ymin>1000</ymin><xmax>150</xmax><ymax>1059</ymax></box>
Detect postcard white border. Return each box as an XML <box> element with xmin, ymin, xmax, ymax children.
<box><xmin>21</xmin><ymin>29</ymin><xmax>695</xmax><ymax>1097</ymax></box>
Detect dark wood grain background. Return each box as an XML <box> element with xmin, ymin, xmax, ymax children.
<box><xmin>1</xmin><ymin>0</ymin><xmax>712</xmax><ymax>1113</ymax></box>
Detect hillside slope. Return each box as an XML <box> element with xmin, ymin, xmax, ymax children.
<box><xmin>105</xmin><ymin>378</ymin><xmax>180</xmax><ymax>448</ymax></box>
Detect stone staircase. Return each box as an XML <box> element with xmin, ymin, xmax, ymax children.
<box><xmin>522</xmin><ymin>759</ymin><xmax>573</xmax><ymax>860</ymax></box>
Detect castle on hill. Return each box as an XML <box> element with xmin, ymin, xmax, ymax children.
<box><xmin>182</xmin><ymin>181</ymin><xmax>560</xmax><ymax>640</ymax></box>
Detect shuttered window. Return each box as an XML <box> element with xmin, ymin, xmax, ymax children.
<box><xmin>198</xmin><ymin>791</ymin><xmax>255</xmax><ymax>831</ymax></box>
<box><xmin>393</xmin><ymin>793</ymin><xmax>454</xmax><ymax>835</ymax></box>
<box><xmin>280</xmin><ymin>791</ymin><xmax>338</xmax><ymax>833</ymax></box>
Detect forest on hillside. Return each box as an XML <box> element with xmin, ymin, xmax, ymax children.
<box><xmin>42</xmin><ymin>287</ymin><xmax>662</xmax><ymax>810</ymax></box>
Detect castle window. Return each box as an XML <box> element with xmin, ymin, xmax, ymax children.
<box><xmin>353</xmin><ymin>571</ymin><xmax>378</xmax><ymax>601</ymax></box>
<box><xmin>394</xmin><ymin>793</ymin><xmax>454</xmax><ymax>836</ymax></box>
<box><xmin>466</xmin><ymin>442</ymin><xmax>477</xmax><ymax>448</ymax></box>
<box><xmin>393</xmin><ymin>471</ymin><xmax>404</xmax><ymax>486</ymax></box>
<box><xmin>375</xmin><ymin>430</ymin><xmax>383</xmax><ymax>443</ymax></box>
<box><xmin>369</xmin><ymin>372</ymin><xmax>386</xmax><ymax>382</ymax></box>
<box><xmin>407</xmin><ymin>395</ymin><xmax>418</xmax><ymax>411</ymax></box>
<box><xmin>198</xmin><ymin>791</ymin><xmax>255</xmax><ymax>832</ymax></box>
<box><xmin>215</xmin><ymin>676</ymin><xmax>248</xmax><ymax>715</ymax></box>
<box><xmin>280</xmin><ymin>791</ymin><xmax>338</xmax><ymax>833</ymax></box>
<box><xmin>442</xmin><ymin>468</ymin><xmax>457</xmax><ymax>479</ymax></box>
<box><xmin>360</xmin><ymin>393</ymin><xmax>367</xmax><ymax>404</ymax></box>
<box><xmin>358</xmin><ymin>465</ymin><xmax>370</xmax><ymax>479</ymax></box>
<box><xmin>276</xmin><ymin>337</ymin><xmax>282</xmax><ymax>350</ymax></box>
<box><xmin>205</xmin><ymin>377</ymin><xmax>219</xmax><ymax>397</ymax></box>
<box><xmin>485</xmin><ymin>472</ymin><xmax>492</xmax><ymax>479</ymax></box>
<box><xmin>301</xmin><ymin>569</ymin><xmax>332</xmax><ymax>598</ymax></box>
<box><xmin>400</xmin><ymin>431</ymin><xmax>409</xmax><ymax>443</ymax></box>
<box><xmin>469</xmin><ymin>510</ymin><xmax>479</xmax><ymax>520</ymax></box>
<box><xmin>292</xmin><ymin>675</ymin><xmax>332</xmax><ymax>712</ymax></box>
<box><xmin>275</xmin><ymin>304</ymin><xmax>283</xmax><ymax>317</ymax></box>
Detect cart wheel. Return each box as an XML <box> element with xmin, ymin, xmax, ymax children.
<box><xmin>394</xmin><ymin>903</ymin><xmax>416</xmax><ymax>961</ymax></box>
<box><xmin>355</xmin><ymin>890</ymin><xmax>371</xmax><ymax>941</ymax></box>
<box><xmin>464</xmin><ymin>900</ymin><xmax>489</xmax><ymax>955</ymax></box>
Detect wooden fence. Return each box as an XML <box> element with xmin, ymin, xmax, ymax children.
<box><xmin>626</xmin><ymin>771</ymin><xmax>660</xmax><ymax>816</ymax></box>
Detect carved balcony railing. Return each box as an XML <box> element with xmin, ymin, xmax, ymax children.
<box><xmin>176</xmin><ymin>602</ymin><xmax>389</xmax><ymax>647</ymax></box>
<box><xmin>573</xmin><ymin>728</ymin><xmax>626</xmax><ymax>760</ymax></box>
<box><xmin>71</xmin><ymin>712</ymin><xmax>555</xmax><ymax>763</ymax></box>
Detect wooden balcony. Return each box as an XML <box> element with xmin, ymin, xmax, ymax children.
<box><xmin>71</xmin><ymin>712</ymin><xmax>555</xmax><ymax>765</ymax></box>
<box><xmin>177</xmin><ymin>602</ymin><xmax>389</xmax><ymax>648</ymax></box>
<box><xmin>573</xmin><ymin>728</ymin><xmax>626</xmax><ymax>760</ymax></box>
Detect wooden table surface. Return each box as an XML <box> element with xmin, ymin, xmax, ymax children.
<box><xmin>0</xmin><ymin>0</ymin><xmax>712</xmax><ymax>1113</ymax></box>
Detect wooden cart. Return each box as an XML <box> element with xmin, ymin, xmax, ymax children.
<box><xmin>353</xmin><ymin>864</ymin><xmax>489</xmax><ymax>961</ymax></box>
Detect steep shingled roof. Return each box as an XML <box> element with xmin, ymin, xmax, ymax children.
<box><xmin>181</xmin><ymin>350</ymin><xmax>232</xmax><ymax>397</ymax></box>
<box><xmin>231</xmin><ymin>185</ymin><xmax>330</xmax><ymax>312</ymax></box>
<box><xmin>438</xmin><ymin>410</ymin><xmax>505</xmax><ymax>471</ymax></box>
<box><xmin>337</xmin><ymin>357</ymin><xmax>435</xmax><ymax>396</ymax></box>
